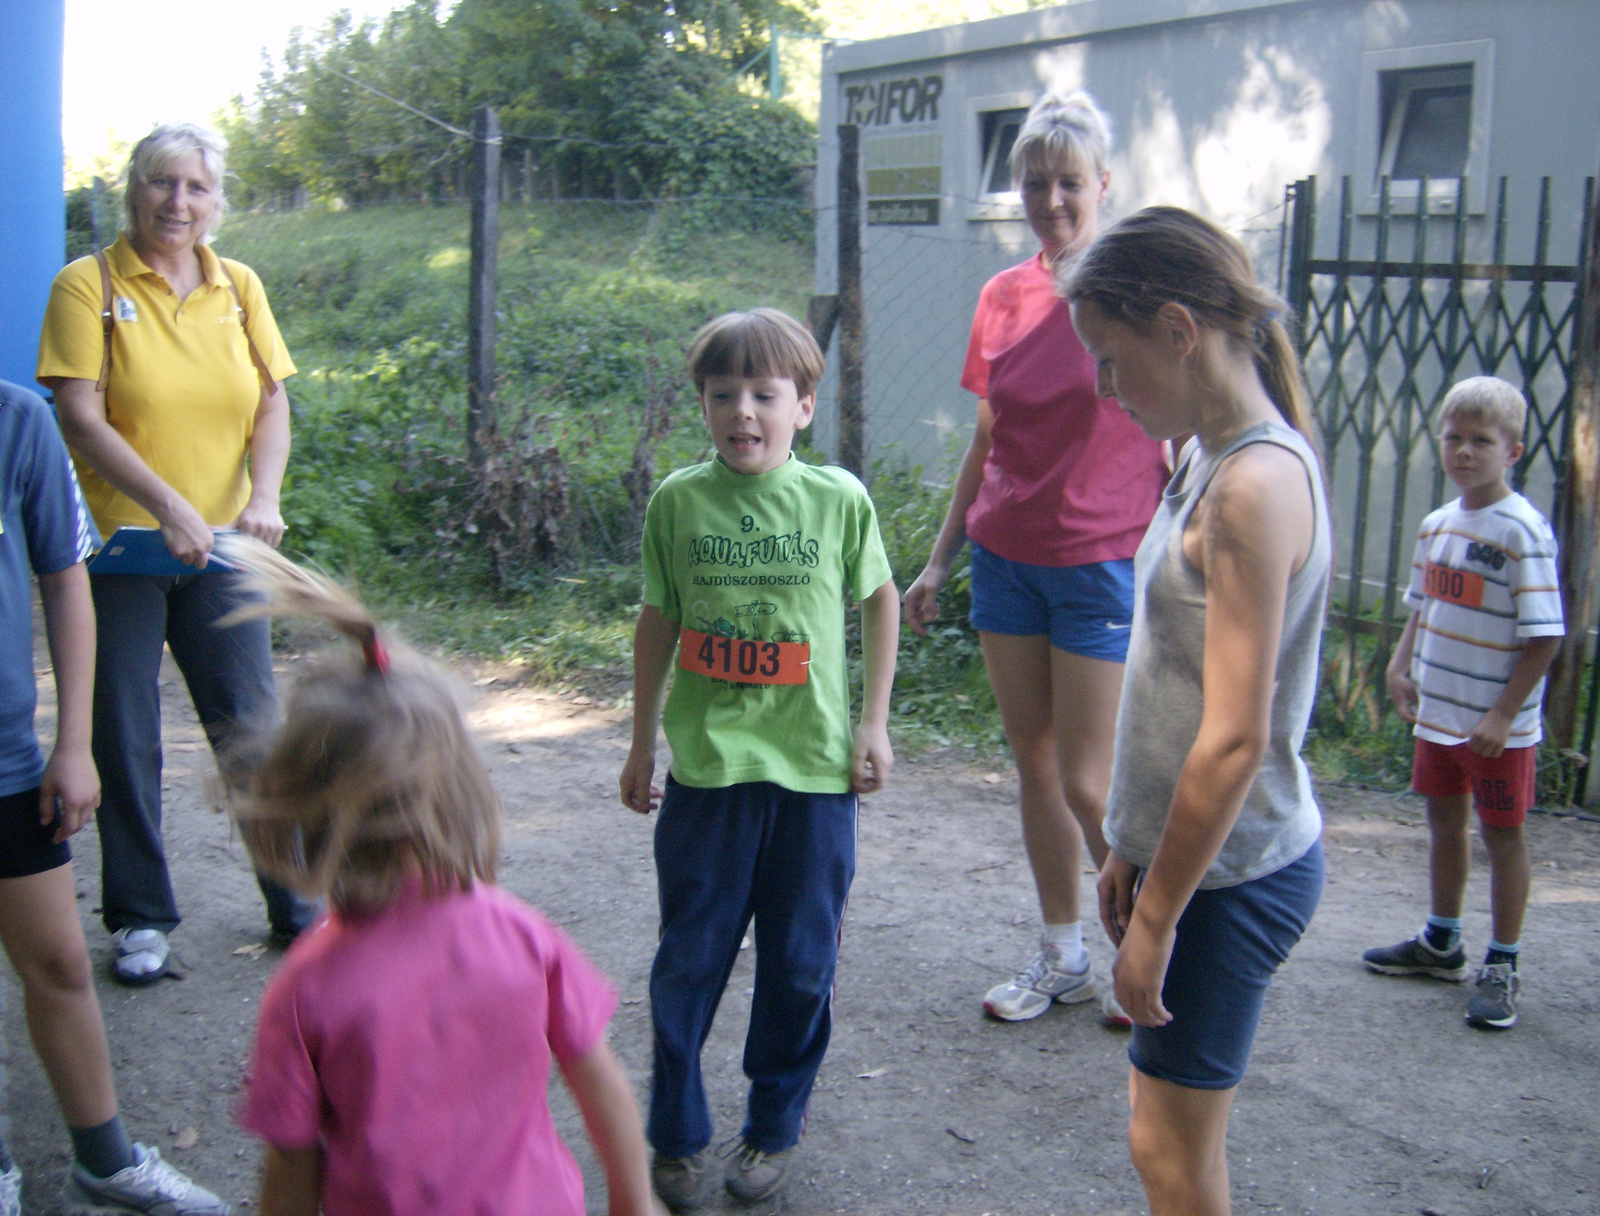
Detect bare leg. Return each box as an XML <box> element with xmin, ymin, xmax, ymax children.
<box><xmin>0</xmin><ymin>863</ymin><xmax>118</xmax><ymax>1127</ymax></box>
<box><xmin>980</xmin><ymin>632</ymin><xmax>1082</xmax><ymax>924</ymax></box>
<box><xmin>1481</xmin><ymin>824</ymin><xmax>1530</xmax><ymax>946</ymax></box>
<box><xmin>1050</xmin><ymin>647</ymin><xmax>1123</xmax><ymax>871</ymax></box>
<box><xmin>1128</xmin><ymin>1067</ymin><xmax>1235</xmax><ymax>1216</ymax></box>
<box><xmin>1426</xmin><ymin>794</ymin><xmax>1472</xmax><ymax>920</ymax></box>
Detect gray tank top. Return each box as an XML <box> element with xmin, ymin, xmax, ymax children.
<box><xmin>1104</xmin><ymin>422</ymin><xmax>1330</xmax><ymax>889</ymax></box>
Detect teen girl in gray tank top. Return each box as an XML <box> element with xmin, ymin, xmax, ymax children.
<box><xmin>1107</xmin><ymin>422</ymin><xmax>1330</xmax><ymax>885</ymax></box>
<box><xmin>1065</xmin><ymin>205</ymin><xmax>1331</xmax><ymax>1216</ymax></box>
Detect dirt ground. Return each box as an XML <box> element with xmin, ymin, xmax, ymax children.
<box><xmin>5</xmin><ymin>642</ymin><xmax>1598</xmax><ymax>1216</ymax></box>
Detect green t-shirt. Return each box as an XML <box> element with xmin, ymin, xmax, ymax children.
<box><xmin>642</xmin><ymin>454</ymin><xmax>892</xmax><ymax>793</ymax></box>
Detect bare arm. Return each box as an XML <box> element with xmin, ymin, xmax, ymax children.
<box><xmin>620</xmin><ymin>606</ymin><xmax>679</xmax><ymax>814</ymax></box>
<box><xmin>1112</xmin><ymin>445</ymin><xmax>1313</xmax><ymax>1027</ymax></box>
<box><xmin>1468</xmin><ymin>634</ymin><xmax>1563</xmax><ymax>758</ymax></box>
<box><xmin>49</xmin><ymin>377</ymin><xmax>214</xmax><ymax>567</ymax></box>
<box><xmin>235</xmin><ymin>380</ymin><xmax>291</xmax><ymax>547</ymax></box>
<box><xmin>903</xmin><ymin>398</ymin><xmax>993</xmax><ymax>635</ymax></box>
<box><xmin>1384</xmin><ymin>611</ymin><xmax>1422</xmax><ymax>723</ymax></box>
<box><xmin>37</xmin><ymin>562</ymin><xmax>99</xmax><ymax>841</ymax></box>
<box><xmin>560</xmin><ymin>1039</ymin><xmax>661</xmax><ymax>1216</ymax></box>
<box><xmin>259</xmin><ymin>1145</ymin><xmax>322</xmax><ymax>1216</ymax></box>
<box><xmin>852</xmin><ymin>579</ymin><xmax>900</xmax><ymax>793</ymax></box>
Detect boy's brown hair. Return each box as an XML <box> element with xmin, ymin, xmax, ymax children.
<box><xmin>686</xmin><ymin>308</ymin><xmax>826</xmax><ymax>398</ymax></box>
<box><xmin>216</xmin><ymin>538</ymin><xmax>501</xmax><ymax>917</ymax></box>
<box><xmin>1437</xmin><ymin>375</ymin><xmax>1528</xmax><ymax>447</ymax></box>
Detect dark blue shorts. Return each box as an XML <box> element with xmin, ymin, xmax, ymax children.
<box><xmin>968</xmin><ymin>543</ymin><xmax>1135</xmax><ymax>662</ymax></box>
<box><xmin>1129</xmin><ymin>840</ymin><xmax>1324</xmax><ymax>1090</ymax></box>
<box><xmin>0</xmin><ymin>787</ymin><xmax>72</xmax><ymax>880</ymax></box>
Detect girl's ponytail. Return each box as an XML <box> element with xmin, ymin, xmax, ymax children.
<box><xmin>1063</xmin><ymin>205</ymin><xmax>1320</xmax><ymax>449</ymax></box>
<box><xmin>216</xmin><ymin>537</ymin><xmax>501</xmax><ymax>916</ymax></box>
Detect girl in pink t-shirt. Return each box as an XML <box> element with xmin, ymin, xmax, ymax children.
<box><xmin>904</xmin><ymin>91</ymin><xmax>1167</xmax><ymax>1028</ymax></box>
<box><xmin>221</xmin><ymin>538</ymin><xmax>657</xmax><ymax>1216</ymax></box>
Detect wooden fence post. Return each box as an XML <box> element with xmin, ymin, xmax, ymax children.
<box><xmin>1548</xmin><ymin>180</ymin><xmax>1600</xmax><ymax>798</ymax></box>
<box><xmin>467</xmin><ymin>106</ymin><xmax>501</xmax><ymax>466</ymax></box>
<box><xmin>836</xmin><ymin>124</ymin><xmax>864</xmax><ymax>477</ymax></box>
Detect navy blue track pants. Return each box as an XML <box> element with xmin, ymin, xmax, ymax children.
<box><xmin>648</xmin><ymin>777</ymin><xmax>856</xmax><ymax>1156</ymax></box>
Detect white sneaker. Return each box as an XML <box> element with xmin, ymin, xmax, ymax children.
<box><xmin>62</xmin><ymin>1143</ymin><xmax>229</xmax><ymax>1215</ymax></box>
<box><xmin>983</xmin><ymin>944</ymin><xmax>1095</xmax><ymax>1021</ymax></box>
<box><xmin>1101</xmin><ymin>987</ymin><xmax>1133</xmax><ymax>1029</ymax></box>
<box><xmin>111</xmin><ymin>929</ymin><xmax>170</xmax><ymax>987</ymax></box>
<box><xmin>1</xmin><ymin>1164</ymin><xmax>21</xmax><ymax>1216</ymax></box>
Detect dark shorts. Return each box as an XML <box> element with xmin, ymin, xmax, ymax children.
<box><xmin>0</xmin><ymin>787</ymin><xmax>72</xmax><ymax>880</ymax></box>
<box><xmin>1129</xmin><ymin>840</ymin><xmax>1324</xmax><ymax>1091</ymax></box>
<box><xmin>968</xmin><ymin>543</ymin><xmax>1134</xmax><ymax>662</ymax></box>
<box><xmin>1411</xmin><ymin>738</ymin><xmax>1535</xmax><ymax>828</ymax></box>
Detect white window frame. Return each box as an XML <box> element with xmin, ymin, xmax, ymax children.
<box><xmin>1355</xmin><ymin>41</ymin><xmax>1494</xmax><ymax>215</ymax></box>
<box><xmin>969</xmin><ymin>91</ymin><xmax>1036</xmax><ymax>222</ymax></box>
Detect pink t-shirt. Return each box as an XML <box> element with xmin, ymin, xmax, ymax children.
<box><xmin>961</xmin><ymin>253</ymin><xmax>1167</xmax><ymax>567</ymax></box>
<box><xmin>239</xmin><ymin>883</ymin><xmax>618</xmax><ymax>1216</ymax></box>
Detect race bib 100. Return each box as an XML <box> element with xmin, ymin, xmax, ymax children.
<box><xmin>678</xmin><ymin>627</ymin><xmax>809</xmax><ymax>685</ymax></box>
<box><xmin>1423</xmin><ymin>561</ymin><xmax>1485</xmax><ymax>609</ymax></box>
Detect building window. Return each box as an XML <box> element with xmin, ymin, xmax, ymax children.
<box><xmin>1356</xmin><ymin>41</ymin><xmax>1494</xmax><ymax>214</ymax></box>
<box><xmin>979</xmin><ymin>108</ymin><xmax>1028</xmax><ymax>198</ymax></box>
<box><xmin>1379</xmin><ymin>65</ymin><xmax>1473</xmax><ymax>184</ymax></box>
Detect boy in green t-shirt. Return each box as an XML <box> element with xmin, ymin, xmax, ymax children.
<box><xmin>620</xmin><ymin>309</ymin><xmax>898</xmax><ymax>1209</ymax></box>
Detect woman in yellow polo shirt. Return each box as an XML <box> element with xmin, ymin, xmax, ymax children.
<box><xmin>38</xmin><ymin>123</ymin><xmax>316</xmax><ymax>985</ymax></box>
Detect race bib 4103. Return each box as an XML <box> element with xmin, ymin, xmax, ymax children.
<box><xmin>678</xmin><ymin>627</ymin><xmax>809</xmax><ymax>685</ymax></box>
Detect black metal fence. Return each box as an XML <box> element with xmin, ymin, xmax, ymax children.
<box><xmin>1284</xmin><ymin>174</ymin><xmax>1600</xmax><ymax>801</ymax></box>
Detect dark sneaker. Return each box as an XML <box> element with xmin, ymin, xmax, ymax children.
<box><xmin>62</xmin><ymin>1143</ymin><xmax>229</xmax><ymax>1215</ymax></box>
<box><xmin>651</xmin><ymin>1150</ymin><xmax>713</xmax><ymax>1212</ymax></box>
<box><xmin>1466</xmin><ymin>962</ymin><xmax>1520</xmax><ymax>1029</ymax></box>
<box><xmin>1362</xmin><ymin>934</ymin><xmax>1468</xmax><ymax>982</ymax></box>
<box><xmin>722</xmin><ymin>1140</ymin><xmax>794</xmax><ymax>1204</ymax></box>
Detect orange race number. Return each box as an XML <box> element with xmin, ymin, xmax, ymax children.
<box><xmin>679</xmin><ymin>627</ymin><xmax>809</xmax><ymax>685</ymax></box>
<box><xmin>1423</xmin><ymin>561</ymin><xmax>1485</xmax><ymax>609</ymax></box>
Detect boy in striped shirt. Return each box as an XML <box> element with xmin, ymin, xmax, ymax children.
<box><xmin>1363</xmin><ymin>377</ymin><xmax>1564</xmax><ymax>1029</ymax></box>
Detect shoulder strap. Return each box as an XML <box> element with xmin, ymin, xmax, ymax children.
<box><xmin>217</xmin><ymin>260</ymin><xmax>275</xmax><ymax>389</ymax></box>
<box><xmin>94</xmin><ymin>249</ymin><xmax>114</xmax><ymax>393</ymax></box>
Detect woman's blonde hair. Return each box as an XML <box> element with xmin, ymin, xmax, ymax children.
<box><xmin>216</xmin><ymin>537</ymin><xmax>501</xmax><ymax>917</ymax></box>
<box><xmin>122</xmin><ymin>123</ymin><xmax>229</xmax><ymax>243</ymax></box>
<box><xmin>1063</xmin><ymin>206</ymin><xmax>1317</xmax><ymax>444</ymax></box>
<box><xmin>1009</xmin><ymin>90</ymin><xmax>1112</xmax><ymax>183</ymax></box>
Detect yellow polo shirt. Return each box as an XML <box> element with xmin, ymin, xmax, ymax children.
<box><xmin>36</xmin><ymin>234</ymin><xmax>296</xmax><ymax>533</ymax></box>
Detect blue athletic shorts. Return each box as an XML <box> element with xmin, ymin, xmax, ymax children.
<box><xmin>1129</xmin><ymin>840</ymin><xmax>1324</xmax><ymax>1090</ymax></box>
<box><xmin>968</xmin><ymin>543</ymin><xmax>1135</xmax><ymax>662</ymax></box>
<box><xmin>0</xmin><ymin>787</ymin><xmax>72</xmax><ymax>879</ymax></box>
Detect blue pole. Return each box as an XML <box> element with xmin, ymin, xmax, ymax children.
<box><xmin>0</xmin><ymin>0</ymin><xmax>66</xmax><ymax>390</ymax></box>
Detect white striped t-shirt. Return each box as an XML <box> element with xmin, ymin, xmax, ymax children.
<box><xmin>1404</xmin><ymin>492</ymin><xmax>1564</xmax><ymax>746</ymax></box>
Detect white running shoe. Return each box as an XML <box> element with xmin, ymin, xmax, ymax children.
<box><xmin>1101</xmin><ymin>987</ymin><xmax>1133</xmax><ymax>1029</ymax></box>
<box><xmin>983</xmin><ymin>944</ymin><xmax>1095</xmax><ymax>1021</ymax></box>
<box><xmin>62</xmin><ymin>1143</ymin><xmax>229</xmax><ymax>1215</ymax></box>
<box><xmin>111</xmin><ymin>929</ymin><xmax>170</xmax><ymax>987</ymax></box>
<box><xmin>1</xmin><ymin>1164</ymin><xmax>21</xmax><ymax>1216</ymax></box>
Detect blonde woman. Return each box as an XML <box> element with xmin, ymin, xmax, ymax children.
<box><xmin>904</xmin><ymin>92</ymin><xmax>1167</xmax><ymax>1023</ymax></box>
<box><xmin>37</xmin><ymin>123</ymin><xmax>313</xmax><ymax>985</ymax></box>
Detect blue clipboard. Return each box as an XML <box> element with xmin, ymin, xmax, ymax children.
<box><xmin>88</xmin><ymin>527</ymin><xmax>238</xmax><ymax>576</ymax></box>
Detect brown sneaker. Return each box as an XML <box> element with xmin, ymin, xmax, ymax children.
<box><xmin>651</xmin><ymin>1149</ymin><xmax>713</xmax><ymax>1212</ymax></box>
<box><xmin>722</xmin><ymin>1140</ymin><xmax>794</xmax><ymax>1204</ymax></box>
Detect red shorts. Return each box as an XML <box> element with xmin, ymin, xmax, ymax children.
<box><xmin>1411</xmin><ymin>738</ymin><xmax>1535</xmax><ymax>828</ymax></box>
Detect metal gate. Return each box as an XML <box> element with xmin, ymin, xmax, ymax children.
<box><xmin>1283</xmin><ymin>174</ymin><xmax>1600</xmax><ymax>803</ymax></box>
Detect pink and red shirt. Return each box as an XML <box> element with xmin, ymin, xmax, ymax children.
<box><xmin>239</xmin><ymin>882</ymin><xmax>618</xmax><ymax>1216</ymax></box>
<box><xmin>961</xmin><ymin>253</ymin><xmax>1167</xmax><ymax>567</ymax></box>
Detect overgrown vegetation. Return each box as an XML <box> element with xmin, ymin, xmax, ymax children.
<box><xmin>212</xmin><ymin>0</ymin><xmax>816</xmax><ymax>218</ymax></box>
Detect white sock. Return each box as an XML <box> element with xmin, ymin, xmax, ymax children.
<box><xmin>1042</xmin><ymin>922</ymin><xmax>1088</xmax><ymax>971</ymax></box>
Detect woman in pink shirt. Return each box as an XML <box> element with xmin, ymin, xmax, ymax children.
<box><xmin>224</xmin><ymin>539</ymin><xmax>656</xmax><ymax>1216</ymax></box>
<box><xmin>904</xmin><ymin>91</ymin><xmax>1167</xmax><ymax>1025</ymax></box>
